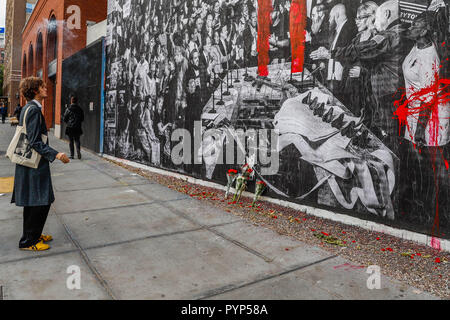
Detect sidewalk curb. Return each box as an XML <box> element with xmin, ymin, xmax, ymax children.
<box><xmin>100</xmin><ymin>154</ymin><xmax>450</xmax><ymax>253</ymax></box>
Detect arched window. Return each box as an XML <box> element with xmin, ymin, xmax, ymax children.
<box><xmin>36</xmin><ymin>33</ymin><xmax>44</xmax><ymax>75</ymax></box>
<box><xmin>28</xmin><ymin>44</ymin><xmax>34</xmax><ymax>76</ymax></box>
<box><xmin>47</xmin><ymin>15</ymin><xmax>58</xmax><ymax>63</ymax></box>
<box><xmin>22</xmin><ymin>53</ymin><xmax>27</xmax><ymax>77</ymax></box>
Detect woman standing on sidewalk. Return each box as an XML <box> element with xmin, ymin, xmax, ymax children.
<box><xmin>11</xmin><ymin>77</ymin><xmax>70</xmax><ymax>251</ymax></box>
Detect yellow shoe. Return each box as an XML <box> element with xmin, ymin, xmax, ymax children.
<box><xmin>39</xmin><ymin>234</ymin><xmax>53</xmax><ymax>242</ymax></box>
<box><xmin>20</xmin><ymin>240</ymin><xmax>50</xmax><ymax>251</ymax></box>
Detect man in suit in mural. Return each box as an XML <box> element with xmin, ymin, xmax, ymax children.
<box><xmin>269</xmin><ymin>0</ymin><xmax>292</xmax><ymax>64</ymax></box>
<box><xmin>218</xmin><ymin>24</ymin><xmax>233</xmax><ymax>74</ymax></box>
<box><xmin>306</xmin><ymin>4</ymin><xmax>330</xmax><ymax>83</ymax></box>
<box><xmin>243</xmin><ymin>8</ymin><xmax>259</xmax><ymax>68</ymax></box>
<box><xmin>186</xmin><ymin>49</ymin><xmax>210</xmax><ymax>107</ymax></box>
<box><xmin>310</xmin><ymin>3</ymin><xmax>357</xmax><ymax>104</ymax></box>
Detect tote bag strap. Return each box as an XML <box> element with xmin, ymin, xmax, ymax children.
<box><xmin>23</xmin><ymin>104</ymin><xmax>45</xmax><ymax>133</ymax></box>
<box><xmin>22</xmin><ymin>105</ymin><xmax>47</xmax><ymax>143</ymax></box>
<box><xmin>22</xmin><ymin>105</ymin><xmax>32</xmax><ymax>133</ymax></box>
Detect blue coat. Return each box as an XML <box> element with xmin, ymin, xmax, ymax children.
<box><xmin>11</xmin><ymin>101</ymin><xmax>59</xmax><ymax>207</ymax></box>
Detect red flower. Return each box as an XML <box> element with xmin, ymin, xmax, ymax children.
<box><xmin>435</xmin><ymin>258</ymin><xmax>441</xmax><ymax>263</ymax></box>
<box><xmin>376</xmin><ymin>237</ymin><xmax>380</xmax><ymax>240</ymax></box>
<box><xmin>352</xmin><ymin>240</ymin><xmax>356</xmax><ymax>243</ymax></box>
<box><xmin>247</xmin><ymin>168</ymin><xmax>253</xmax><ymax>173</ymax></box>
<box><xmin>228</xmin><ymin>169</ymin><xmax>238</xmax><ymax>174</ymax></box>
<box><xmin>311</xmin><ymin>229</ymin><xmax>316</xmax><ymax>232</ymax></box>
<box><xmin>285</xmin><ymin>248</ymin><xmax>289</xmax><ymax>251</ymax></box>
<box><xmin>303</xmin><ymin>218</ymin><xmax>307</xmax><ymax>221</ymax></box>
<box><xmin>321</xmin><ymin>232</ymin><xmax>329</xmax><ymax>236</ymax></box>
<box><xmin>410</xmin><ymin>255</ymin><xmax>415</xmax><ymax>259</ymax></box>
<box><xmin>273</xmin><ymin>216</ymin><xmax>278</xmax><ymax>219</ymax></box>
<box><xmin>342</xmin><ymin>231</ymin><xmax>347</xmax><ymax>234</ymax></box>
<box><xmin>387</xmin><ymin>248</ymin><xmax>393</xmax><ymax>252</ymax></box>
<box><xmin>381</xmin><ymin>248</ymin><xmax>386</xmax><ymax>251</ymax></box>
<box><xmin>256</xmin><ymin>180</ymin><xmax>266</xmax><ymax>186</ymax></box>
<box><xmin>416</xmin><ymin>252</ymin><xmax>421</xmax><ymax>256</ymax></box>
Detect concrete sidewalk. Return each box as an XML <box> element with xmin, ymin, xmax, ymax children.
<box><xmin>0</xmin><ymin>123</ymin><xmax>439</xmax><ymax>300</ymax></box>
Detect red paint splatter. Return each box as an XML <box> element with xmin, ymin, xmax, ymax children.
<box><xmin>431</xmin><ymin>237</ymin><xmax>441</xmax><ymax>251</ymax></box>
<box><xmin>257</xmin><ymin>0</ymin><xmax>273</xmax><ymax>77</ymax></box>
<box><xmin>333</xmin><ymin>263</ymin><xmax>365</xmax><ymax>270</ymax></box>
<box><xmin>393</xmin><ymin>70</ymin><xmax>450</xmax><ymax>147</ymax></box>
<box><xmin>290</xmin><ymin>0</ymin><xmax>307</xmax><ymax>73</ymax></box>
<box><xmin>394</xmin><ymin>69</ymin><xmax>450</xmax><ymax>247</ymax></box>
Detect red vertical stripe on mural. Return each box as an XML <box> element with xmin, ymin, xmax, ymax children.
<box><xmin>257</xmin><ymin>0</ymin><xmax>272</xmax><ymax>77</ymax></box>
<box><xmin>290</xmin><ymin>0</ymin><xmax>307</xmax><ymax>73</ymax></box>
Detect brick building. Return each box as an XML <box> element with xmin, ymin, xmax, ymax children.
<box><xmin>21</xmin><ymin>0</ymin><xmax>107</xmax><ymax>136</ymax></box>
<box><xmin>3</xmin><ymin>0</ymin><xmax>38</xmax><ymax>114</ymax></box>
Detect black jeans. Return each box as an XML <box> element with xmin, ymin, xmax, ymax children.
<box><xmin>19</xmin><ymin>205</ymin><xmax>51</xmax><ymax>248</ymax></box>
<box><xmin>68</xmin><ymin>134</ymin><xmax>81</xmax><ymax>157</ymax></box>
<box><xmin>1</xmin><ymin>114</ymin><xmax>5</xmax><ymax>123</ymax></box>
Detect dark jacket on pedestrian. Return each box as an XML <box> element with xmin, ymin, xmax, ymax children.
<box><xmin>64</xmin><ymin>104</ymin><xmax>85</xmax><ymax>136</ymax></box>
<box><xmin>11</xmin><ymin>101</ymin><xmax>59</xmax><ymax>207</ymax></box>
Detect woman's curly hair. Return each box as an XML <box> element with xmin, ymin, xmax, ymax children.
<box><xmin>19</xmin><ymin>77</ymin><xmax>44</xmax><ymax>101</ymax></box>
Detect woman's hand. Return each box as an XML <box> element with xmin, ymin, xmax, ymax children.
<box><xmin>56</xmin><ymin>153</ymin><xmax>70</xmax><ymax>164</ymax></box>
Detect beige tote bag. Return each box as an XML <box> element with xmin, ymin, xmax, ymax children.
<box><xmin>6</xmin><ymin>106</ymin><xmax>48</xmax><ymax>169</ymax></box>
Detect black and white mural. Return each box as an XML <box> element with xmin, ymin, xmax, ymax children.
<box><xmin>104</xmin><ymin>0</ymin><xmax>449</xmax><ymax>237</ymax></box>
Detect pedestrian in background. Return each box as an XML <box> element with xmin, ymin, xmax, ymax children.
<box><xmin>12</xmin><ymin>77</ymin><xmax>70</xmax><ymax>251</ymax></box>
<box><xmin>0</xmin><ymin>103</ymin><xmax>7</xmax><ymax>124</ymax></box>
<box><xmin>63</xmin><ymin>95</ymin><xmax>85</xmax><ymax>159</ymax></box>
